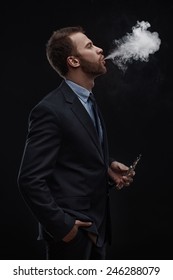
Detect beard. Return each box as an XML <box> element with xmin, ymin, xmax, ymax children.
<box><xmin>79</xmin><ymin>57</ymin><xmax>107</xmax><ymax>77</ymax></box>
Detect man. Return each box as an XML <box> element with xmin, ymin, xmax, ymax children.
<box><xmin>18</xmin><ymin>26</ymin><xmax>134</xmax><ymax>260</ymax></box>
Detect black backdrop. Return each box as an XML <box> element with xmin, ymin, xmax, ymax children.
<box><xmin>1</xmin><ymin>0</ymin><xmax>173</xmax><ymax>259</ymax></box>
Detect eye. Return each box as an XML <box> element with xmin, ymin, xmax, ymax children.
<box><xmin>87</xmin><ymin>42</ymin><xmax>93</xmax><ymax>48</ymax></box>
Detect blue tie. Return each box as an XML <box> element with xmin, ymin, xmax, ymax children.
<box><xmin>88</xmin><ymin>93</ymin><xmax>102</xmax><ymax>142</ymax></box>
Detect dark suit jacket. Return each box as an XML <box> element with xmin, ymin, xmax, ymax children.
<box><xmin>18</xmin><ymin>80</ymin><xmax>111</xmax><ymax>247</ymax></box>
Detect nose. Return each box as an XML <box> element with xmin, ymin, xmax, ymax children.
<box><xmin>95</xmin><ymin>46</ymin><xmax>103</xmax><ymax>54</ymax></box>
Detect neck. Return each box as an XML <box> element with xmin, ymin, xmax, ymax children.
<box><xmin>65</xmin><ymin>72</ymin><xmax>95</xmax><ymax>91</ymax></box>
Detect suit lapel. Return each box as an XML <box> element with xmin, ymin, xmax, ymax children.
<box><xmin>60</xmin><ymin>81</ymin><xmax>104</xmax><ymax>160</ymax></box>
<box><xmin>72</xmin><ymin>98</ymin><xmax>104</xmax><ymax>157</ymax></box>
<box><xmin>98</xmin><ymin>109</ymin><xmax>109</xmax><ymax>166</ymax></box>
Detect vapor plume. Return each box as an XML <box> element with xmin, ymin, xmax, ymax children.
<box><xmin>105</xmin><ymin>21</ymin><xmax>161</xmax><ymax>72</ymax></box>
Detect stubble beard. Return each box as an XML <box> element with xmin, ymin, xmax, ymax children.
<box><xmin>80</xmin><ymin>58</ymin><xmax>107</xmax><ymax>77</ymax></box>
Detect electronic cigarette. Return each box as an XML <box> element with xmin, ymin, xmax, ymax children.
<box><xmin>127</xmin><ymin>153</ymin><xmax>142</xmax><ymax>175</ymax></box>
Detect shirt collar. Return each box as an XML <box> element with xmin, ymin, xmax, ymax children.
<box><xmin>65</xmin><ymin>79</ymin><xmax>90</xmax><ymax>103</ymax></box>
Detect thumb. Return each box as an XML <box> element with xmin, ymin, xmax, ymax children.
<box><xmin>75</xmin><ymin>220</ymin><xmax>92</xmax><ymax>228</ymax></box>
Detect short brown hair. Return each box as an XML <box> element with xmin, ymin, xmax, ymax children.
<box><xmin>46</xmin><ymin>26</ymin><xmax>85</xmax><ymax>77</ymax></box>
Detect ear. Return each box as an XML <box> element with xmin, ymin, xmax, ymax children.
<box><xmin>67</xmin><ymin>56</ymin><xmax>80</xmax><ymax>68</ymax></box>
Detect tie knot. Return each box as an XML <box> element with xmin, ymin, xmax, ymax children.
<box><xmin>89</xmin><ymin>92</ymin><xmax>96</xmax><ymax>103</ymax></box>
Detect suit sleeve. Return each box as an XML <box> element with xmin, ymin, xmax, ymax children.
<box><xmin>17</xmin><ymin>102</ymin><xmax>75</xmax><ymax>241</ymax></box>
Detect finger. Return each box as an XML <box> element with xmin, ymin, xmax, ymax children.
<box><xmin>75</xmin><ymin>220</ymin><xmax>92</xmax><ymax>227</ymax></box>
<box><xmin>127</xmin><ymin>170</ymin><xmax>135</xmax><ymax>177</ymax></box>
<box><xmin>124</xmin><ymin>179</ymin><xmax>133</xmax><ymax>186</ymax></box>
<box><xmin>111</xmin><ymin>162</ymin><xmax>129</xmax><ymax>173</ymax></box>
<box><xmin>115</xmin><ymin>183</ymin><xmax>124</xmax><ymax>190</ymax></box>
<box><xmin>123</xmin><ymin>176</ymin><xmax>133</xmax><ymax>183</ymax></box>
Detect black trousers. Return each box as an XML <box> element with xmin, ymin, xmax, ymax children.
<box><xmin>45</xmin><ymin>229</ymin><xmax>106</xmax><ymax>260</ymax></box>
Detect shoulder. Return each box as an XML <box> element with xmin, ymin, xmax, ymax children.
<box><xmin>29</xmin><ymin>80</ymin><xmax>76</xmax><ymax>120</ymax></box>
<box><xmin>30</xmin><ymin>81</ymin><xmax>66</xmax><ymax>113</ymax></box>
<box><xmin>40</xmin><ymin>81</ymin><xmax>65</xmax><ymax>107</ymax></box>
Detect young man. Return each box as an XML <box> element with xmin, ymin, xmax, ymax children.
<box><xmin>18</xmin><ymin>26</ymin><xmax>134</xmax><ymax>260</ymax></box>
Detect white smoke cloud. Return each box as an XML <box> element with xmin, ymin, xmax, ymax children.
<box><xmin>105</xmin><ymin>21</ymin><xmax>161</xmax><ymax>72</ymax></box>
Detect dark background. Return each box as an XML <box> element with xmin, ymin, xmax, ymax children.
<box><xmin>1</xmin><ymin>0</ymin><xmax>173</xmax><ymax>259</ymax></box>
